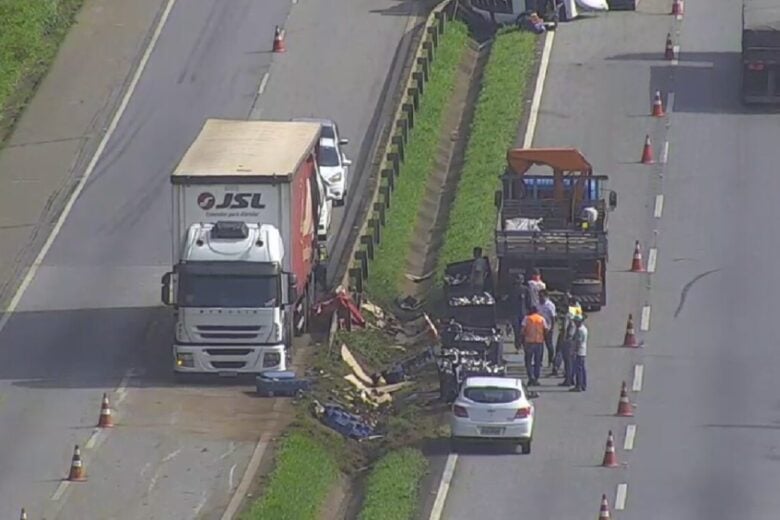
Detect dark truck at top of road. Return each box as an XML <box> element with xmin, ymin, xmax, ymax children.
<box><xmin>493</xmin><ymin>148</ymin><xmax>617</xmax><ymax>312</ymax></box>
<box><xmin>742</xmin><ymin>0</ymin><xmax>780</xmax><ymax>104</ymax></box>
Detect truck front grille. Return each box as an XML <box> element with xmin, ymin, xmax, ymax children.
<box><xmin>205</xmin><ymin>349</ymin><xmax>253</xmax><ymax>356</ymax></box>
<box><xmin>211</xmin><ymin>361</ymin><xmax>247</xmax><ymax>369</ymax></box>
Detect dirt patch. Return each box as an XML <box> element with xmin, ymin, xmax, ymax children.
<box><xmin>399</xmin><ymin>37</ymin><xmax>490</xmax><ymax>306</ymax></box>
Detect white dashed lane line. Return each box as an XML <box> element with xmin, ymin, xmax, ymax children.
<box><xmin>640</xmin><ymin>305</ymin><xmax>651</xmax><ymax>331</ymax></box>
<box><xmin>647</xmin><ymin>248</ymin><xmax>658</xmax><ymax>273</ymax></box>
<box><xmin>624</xmin><ymin>424</ymin><xmax>637</xmax><ymax>450</ymax></box>
<box><xmin>616</xmin><ymin>483</ymin><xmax>628</xmax><ymax>510</ymax></box>
<box><xmin>632</xmin><ymin>364</ymin><xmax>644</xmax><ymax>392</ymax></box>
<box><xmin>654</xmin><ymin>194</ymin><xmax>664</xmax><ymax>218</ymax></box>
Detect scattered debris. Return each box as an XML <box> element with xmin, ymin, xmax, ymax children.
<box><xmin>340</xmin><ymin>344</ymin><xmax>374</xmax><ymax>386</ymax></box>
<box><xmin>404</xmin><ymin>270</ymin><xmax>435</xmax><ymax>283</ymax></box>
<box><xmin>314</xmin><ymin>286</ymin><xmax>366</xmax><ymax>328</ymax></box>
<box><xmin>312</xmin><ymin>400</ymin><xmax>382</xmax><ymax>441</ymax></box>
<box><xmin>395</xmin><ymin>295</ymin><xmax>423</xmax><ymax>312</ymax></box>
<box><xmin>255</xmin><ymin>370</ymin><xmax>311</xmax><ymax>397</ymax></box>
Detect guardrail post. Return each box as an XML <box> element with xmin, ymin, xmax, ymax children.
<box><xmin>407</xmin><ymin>87</ymin><xmax>420</xmax><ymax>111</ymax></box>
<box><xmin>379</xmin><ymin>185</ymin><xmax>391</xmax><ymax>208</ymax></box>
<box><xmin>427</xmin><ymin>26</ymin><xmax>439</xmax><ymax>48</ymax></box>
<box><xmin>416</xmin><ymin>58</ymin><xmax>429</xmax><ymax>82</ymax></box>
<box><xmin>381</xmin><ymin>168</ymin><xmax>395</xmax><ymax>191</ymax></box>
<box><xmin>361</xmin><ymin>235</ymin><xmax>375</xmax><ymax>260</ymax></box>
<box><xmin>398</xmin><ymin>116</ymin><xmax>409</xmax><ymax>144</ymax></box>
<box><xmin>402</xmin><ymin>103</ymin><xmax>414</xmax><ymax>130</ymax></box>
<box><xmin>412</xmin><ymin>71</ymin><xmax>425</xmax><ymax>95</ymax></box>
<box><xmin>435</xmin><ymin>10</ymin><xmax>446</xmax><ymax>33</ymax></box>
<box><xmin>349</xmin><ymin>267</ymin><xmax>363</xmax><ymax>295</ymax></box>
<box><xmin>387</xmin><ymin>150</ymin><xmax>400</xmax><ymax>175</ymax></box>
<box><xmin>374</xmin><ymin>201</ymin><xmax>386</xmax><ymax>226</ymax></box>
<box><xmin>355</xmin><ymin>250</ymin><xmax>369</xmax><ymax>279</ymax></box>
<box><xmin>423</xmin><ymin>40</ymin><xmax>434</xmax><ymax>63</ymax></box>
<box><xmin>369</xmin><ymin>217</ymin><xmax>381</xmax><ymax>244</ymax></box>
<box><xmin>392</xmin><ymin>134</ymin><xmax>405</xmax><ymax>163</ymax></box>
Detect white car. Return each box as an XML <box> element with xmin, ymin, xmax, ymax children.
<box><xmin>450</xmin><ymin>376</ymin><xmax>535</xmax><ymax>454</ymax></box>
<box><xmin>293</xmin><ymin>117</ymin><xmax>351</xmax><ymax>207</ymax></box>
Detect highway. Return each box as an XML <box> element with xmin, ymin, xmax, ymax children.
<box><xmin>436</xmin><ymin>1</ymin><xmax>780</xmax><ymax>518</ymax></box>
<box><xmin>0</xmin><ymin>0</ymin><xmax>421</xmax><ymax>517</ymax></box>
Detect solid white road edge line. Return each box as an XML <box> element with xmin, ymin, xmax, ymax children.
<box><xmin>632</xmin><ymin>364</ymin><xmax>644</xmax><ymax>392</ymax></box>
<box><xmin>522</xmin><ymin>30</ymin><xmax>555</xmax><ymax>148</ymax></box>
<box><xmin>615</xmin><ymin>483</ymin><xmax>628</xmax><ymax>510</ymax></box>
<box><xmin>671</xmin><ymin>45</ymin><xmax>680</xmax><ymax>66</ymax></box>
<box><xmin>624</xmin><ymin>424</ymin><xmax>637</xmax><ymax>450</ymax></box>
<box><xmin>52</xmin><ymin>480</ymin><xmax>69</xmax><ymax>501</ymax></box>
<box><xmin>653</xmin><ymin>194</ymin><xmax>664</xmax><ymax>218</ymax></box>
<box><xmin>640</xmin><ymin>305</ymin><xmax>651</xmax><ymax>331</ymax></box>
<box><xmin>647</xmin><ymin>248</ymin><xmax>658</xmax><ymax>273</ymax></box>
<box><xmin>428</xmin><ymin>27</ymin><xmax>556</xmax><ymax>520</ymax></box>
<box><xmin>220</xmin><ymin>432</ymin><xmax>273</xmax><ymax>520</ymax></box>
<box><xmin>0</xmin><ymin>0</ymin><xmax>179</xmax><ymax>330</ymax></box>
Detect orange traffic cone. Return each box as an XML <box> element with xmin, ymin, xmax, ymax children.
<box><xmin>665</xmin><ymin>33</ymin><xmax>675</xmax><ymax>60</ymax></box>
<box><xmin>651</xmin><ymin>90</ymin><xmax>665</xmax><ymax>117</ymax></box>
<box><xmin>623</xmin><ymin>313</ymin><xmax>639</xmax><ymax>347</ymax></box>
<box><xmin>640</xmin><ymin>135</ymin><xmax>654</xmax><ymax>164</ymax></box>
<box><xmin>630</xmin><ymin>241</ymin><xmax>645</xmax><ymax>272</ymax></box>
<box><xmin>602</xmin><ymin>430</ymin><xmax>619</xmax><ymax>467</ymax></box>
<box><xmin>20</xmin><ymin>508</ymin><xmax>28</xmax><ymax>520</ymax></box>
<box><xmin>599</xmin><ymin>494</ymin><xmax>612</xmax><ymax>519</ymax></box>
<box><xmin>67</xmin><ymin>445</ymin><xmax>87</xmax><ymax>481</ymax></box>
<box><xmin>616</xmin><ymin>381</ymin><xmax>635</xmax><ymax>417</ymax></box>
<box><xmin>97</xmin><ymin>393</ymin><xmax>114</xmax><ymax>428</ymax></box>
<box><xmin>272</xmin><ymin>26</ymin><xmax>286</xmax><ymax>53</ymax></box>
<box><xmin>672</xmin><ymin>0</ymin><xmax>684</xmax><ymax>16</ymax></box>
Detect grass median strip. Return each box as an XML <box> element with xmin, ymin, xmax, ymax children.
<box><xmin>0</xmin><ymin>0</ymin><xmax>85</xmax><ymax>144</ymax></box>
<box><xmin>358</xmin><ymin>448</ymin><xmax>428</xmax><ymax>520</ymax></box>
<box><xmin>437</xmin><ymin>28</ymin><xmax>537</xmax><ymax>275</ymax></box>
<box><xmin>366</xmin><ymin>20</ymin><xmax>469</xmax><ymax>305</ymax></box>
<box><xmin>240</xmin><ymin>431</ymin><xmax>338</xmax><ymax>520</ymax></box>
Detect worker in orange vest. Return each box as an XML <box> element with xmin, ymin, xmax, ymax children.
<box><xmin>520</xmin><ymin>305</ymin><xmax>550</xmax><ymax>386</ymax></box>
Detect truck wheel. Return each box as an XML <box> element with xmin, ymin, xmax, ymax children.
<box><xmin>571</xmin><ymin>278</ymin><xmax>602</xmax><ymax>296</ymax></box>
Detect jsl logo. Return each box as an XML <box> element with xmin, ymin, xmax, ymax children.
<box><xmin>197</xmin><ymin>192</ymin><xmax>266</xmax><ymax>210</ymax></box>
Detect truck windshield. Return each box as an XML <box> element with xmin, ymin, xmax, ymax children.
<box><xmin>178</xmin><ymin>274</ymin><xmax>279</xmax><ymax>308</ymax></box>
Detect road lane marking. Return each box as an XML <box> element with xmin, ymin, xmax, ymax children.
<box><xmin>647</xmin><ymin>248</ymin><xmax>658</xmax><ymax>273</ymax></box>
<box><xmin>427</xmin><ymin>28</ymin><xmax>555</xmax><ymax>520</ymax></box>
<box><xmin>522</xmin><ymin>30</ymin><xmax>555</xmax><ymax>148</ymax></box>
<box><xmin>653</xmin><ymin>194</ymin><xmax>664</xmax><ymax>218</ymax></box>
<box><xmin>85</xmin><ymin>429</ymin><xmax>101</xmax><ymax>449</ymax></box>
<box><xmin>624</xmin><ymin>424</ymin><xmax>637</xmax><ymax>450</ymax></box>
<box><xmin>429</xmin><ymin>453</ymin><xmax>458</xmax><ymax>520</ymax></box>
<box><xmin>616</xmin><ymin>483</ymin><xmax>628</xmax><ymax>510</ymax></box>
<box><xmin>228</xmin><ymin>463</ymin><xmax>237</xmax><ymax>490</ymax></box>
<box><xmin>257</xmin><ymin>72</ymin><xmax>270</xmax><ymax>95</ymax></box>
<box><xmin>667</xmin><ymin>91</ymin><xmax>675</xmax><ymax>113</ymax></box>
<box><xmin>0</xmin><ymin>0</ymin><xmax>179</xmax><ymax>329</ymax></box>
<box><xmin>52</xmin><ymin>480</ymin><xmax>69</xmax><ymax>501</ymax></box>
<box><xmin>671</xmin><ymin>45</ymin><xmax>680</xmax><ymax>66</ymax></box>
<box><xmin>660</xmin><ymin>140</ymin><xmax>669</xmax><ymax>164</ymax></box>
<box><xmin>115</xmin><ymin>367</ymin><xmax>136</xmax><ymax>405</ymax></box>
<box><xmin>640</xmin><ymin>305</ymin><xmax>651</xmax><ymax>331</ymax></box>
<box><xmin>633</xmin><ymin>364</ymin><xmax>644</xmax><ymax>391</ymax></box>
<box><xmin>220</xmin><ymin>432</ymin><xmax>273</xmax><ymax>520</ymax></box>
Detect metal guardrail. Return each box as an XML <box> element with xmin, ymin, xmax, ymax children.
<box><xmin>339</xmin><ymin>0</ymin><xmax>461</xmax><ymax>306</ymax></box>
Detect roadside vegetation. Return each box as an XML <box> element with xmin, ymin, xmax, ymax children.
<box><xmin>240</xmin><ymin>432</ymin><xmax>338</xmax><ymax>520</ymax></box>
<box><xmin>436</xmin><ymin>28</ymin><xmax>537</xmax><ymax>276</ymax></box>
<box><xmin>366</xmin><ymin>20</ymin><xmax>470</xmax><ymax>306</ymax></box>
<box><xmin>0</xmin><ymin>0</ymin><xmax>85</xmax><ymax>144</ymax></box>
<box><xmin>358</xmin><ymin>448</ymin><xmax>428</xmax><ymax>520</ymax></box>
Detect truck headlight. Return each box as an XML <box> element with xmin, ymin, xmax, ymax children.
<box><xmin>263</xmin><ymin>352</ymin><xmax>282</xmax><ymax>368</ymax></box>
<box><xmin>328</xmin><ymin>172</ymin><xmax>342</xmax><ymax>183</ymax></box>
<box><xmin>176</xmin><ymin>353</ymin><xmax>194</xmax><ymax>368</ymax></box>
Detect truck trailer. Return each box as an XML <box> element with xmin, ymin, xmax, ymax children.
<box><xmin>161</xmin><ymin>119</ymin><xmax>324</xmax><ymax>376</ymax></box>
<box><xmin>742</xmin><ymin>0</ymin><xmax>780</xmax><ymax>104</ymax></box>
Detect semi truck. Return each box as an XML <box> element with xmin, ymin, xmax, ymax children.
<box><xmin>493</xmin><ymin>148</ymin><xmax>617</xmax><ymax>311</ymax></box>
<box><xmin>160</xmin><ymin>119</ymin><xmax>324</xmax><ymax>376</ymax></box>
<box><xmin>742</xmin><ymin>0</ymin><xmax>780</xmax><ymax>104</ymax></box>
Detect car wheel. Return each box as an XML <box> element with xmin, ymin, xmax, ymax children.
<box><xmin>334</xmin><ymin>197</ymin><xmax>345</xmax><ymax>208</ymax></box>
<box><xmin>519</xmin><ymin>441</ymin><xmax>531</xmax><ymax>455</ymax></box>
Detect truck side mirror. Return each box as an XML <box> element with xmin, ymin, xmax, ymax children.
<box><xmin>494</xmin><ymin>189</ymin><xmax>502</xmax><ymax>209</ymax></box>
<box><xmin>609</xmin><ymin>191</ymin><xmax>618</xmax><ymax>210</ymax></box>
<box><xmin>339</xmin><ymin>138</ymin><xmax>349</xmax><ymax>146</ymax></box>
<box><xmin>343</xmin><ymin>157</ymin><xmax>352</xmax><ymax>166</ymax></box>
<box><xmin>161</xmin><ymin>272</ymin><xmax>173</xmax><ymax>306</ymax></box>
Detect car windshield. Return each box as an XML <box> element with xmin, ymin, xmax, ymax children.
<box><xmin>320</xmin><ymin>125</ymin><xmax>336</xmax><ymax>139</ymax></box>
<box><xmin>464</xmin><ymin>387</ymin><xmax>521</xmax><ymax>404</ymax></box>
<box><xmin>178</xmin><ymin>274</ymin><xmax>279</xmax><ymax>308</ymax></box>
<box><xmin>319</xmin><ymin>145</ymin><xmax>340</xmax><ymax>167</ymax></box>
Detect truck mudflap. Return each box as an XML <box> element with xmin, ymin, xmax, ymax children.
<box><xmin>173</xmin><ymin>344</ymin><xmax>286</xmax><ymax>374</ymax></box>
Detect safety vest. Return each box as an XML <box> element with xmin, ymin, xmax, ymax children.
<box><xmin>523</xmin><ymin>313</ymin><xmax>547</xmax><ymax>344</ymax></box>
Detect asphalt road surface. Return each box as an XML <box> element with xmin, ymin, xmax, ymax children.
<box><xmin>0</xmin><ymin>0</ymin><xmax>421</xmax><ymax>517</ymax></box>
<box><xmin>438</xmin><ymin>1</ymin><xmax>780</xmax><ymax>518</ymax></box>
